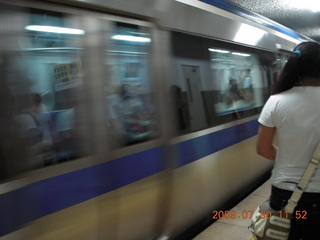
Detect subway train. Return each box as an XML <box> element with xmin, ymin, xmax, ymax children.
<box><xmin>0</xmin><ymin>0</ymin><xmax>312</xmax><ymax>239</ymax></box>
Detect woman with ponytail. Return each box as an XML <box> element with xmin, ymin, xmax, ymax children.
<box><xmin>256</xmin><ymin>41</ymin><xmax>320</xmax><ymax>239</ymax></box>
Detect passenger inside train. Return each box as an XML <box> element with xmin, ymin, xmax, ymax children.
<box><xmin>107</xmin><ymin>83</ymin><xmax>154</xmax><ymax>145</ymax></box>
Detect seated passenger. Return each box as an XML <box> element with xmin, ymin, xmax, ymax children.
<box><xmin>15</xmin><ymin>93</ymin><xmax>51</xmax><ymax>144</ymax></box>
<box><xmin>108</xmin><ymin>84</ymin><xmax>153</xmax><ymax>145</ymax></box>
<box><xmin>14</xmin><ymin>93</ymin><xmax>54</xmax><ymax>167</ymax></box>
<box><xmin>241</xmin><ymin>69</ymin><xmax>254</xmax><ymax>102</ymax></box>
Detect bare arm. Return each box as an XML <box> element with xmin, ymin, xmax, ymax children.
<box><xmin>256</xmin><ymin>124</ymin><xmax>278</xmax><ymax>160</ymax></box>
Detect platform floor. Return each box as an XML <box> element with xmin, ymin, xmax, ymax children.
<box><xmin>193</xmin><ymin>180</ymin><xmax>271</xmax><ymax>240</ymax></box>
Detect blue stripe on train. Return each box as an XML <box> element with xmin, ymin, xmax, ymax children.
<box><xmin>200</xmin><ymin>0</ymin><xmax>306</xmax><ymax>41</ymax></box>
<box><xmin>0</xmin><ymin>147</ymin><xmax>165</xmax><ymax>236</ymax></box>
<box><xmin>176</xmin><ymin>120</ymin><xmax>259</xmax><ymax>166</ymax></box>
<box><xmin>0</xmin><ymin>119</ymin><xmax>259</xmax><ymax>236</ymax></box>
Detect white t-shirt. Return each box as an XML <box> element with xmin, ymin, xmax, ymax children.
<box><xmin>258</xmin><ymin>86</ymin><xmax>320</xmax><ymax>192</ymax></box>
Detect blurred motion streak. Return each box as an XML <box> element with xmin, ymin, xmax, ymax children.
<box><xmin>0</xmin><ymin>0</ymin><xmax>306</xmax><ymax>240</ymax></box>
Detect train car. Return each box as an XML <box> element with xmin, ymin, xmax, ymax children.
<box><xmin>0</xmin><ymin>0</ymin><xmax>311</xmax><ymax>239</ymax></box>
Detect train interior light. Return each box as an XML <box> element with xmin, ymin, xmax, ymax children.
<box><xmin>208</xmin><ymin>48</ymin><xmax>231</xmax><ymax>54</ymax></box>
<box><xmin>24</xmin><ymin>25</ymin><xmax>85</xmax><ymax>35</ymax></box>
<box><xmin>111</xmin><ymin>35</ymin><xmax>151</xmax><ymax>42</ymax></box>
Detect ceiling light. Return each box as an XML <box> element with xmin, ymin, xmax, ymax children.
<box><xmin>24</xmin><ymin>25</ymin><xmax>85</xmax><ymax>35</ymax></box>
<box><xmin>289</xmin><ymin>0</ymin><xmax>320</xmax><ymax>12</ymax></box>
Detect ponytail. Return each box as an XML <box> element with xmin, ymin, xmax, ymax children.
<box><xmin>273</xmin><ymin>41</ymin><xmax>320</xmax><ymax>94</ymax></box>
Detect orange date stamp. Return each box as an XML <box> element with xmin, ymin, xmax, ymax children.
<box><xmin>212</xmin><ymin>210</ymin><xmax>307</xmax><ymax>220</ymax></box>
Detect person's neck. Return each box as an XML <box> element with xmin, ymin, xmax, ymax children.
<box><xmin>299</xmin><ymin>77</ymin><xmax>320</xmax><ymax>86</ymax></box>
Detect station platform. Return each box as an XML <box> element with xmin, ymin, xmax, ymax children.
<box><xmin>193</xmin><ymin>180</ymin><xmax>271</xmax><ymax>240</ymax></box>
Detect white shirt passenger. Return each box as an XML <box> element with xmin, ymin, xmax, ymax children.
<box><xmin>258</xmin><ymin>86</ymin><xmax>320</xmax><ymax>192</ymax></box>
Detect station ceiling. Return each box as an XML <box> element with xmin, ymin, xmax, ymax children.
<box><xmin>227</xmin><ymin>0</ymin><xmax>320</xmax><ymax>43</ymax></box>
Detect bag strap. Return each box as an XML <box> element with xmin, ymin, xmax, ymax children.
<box><xmin>284</xmin><ymin>142</ymin><xmax>320</xmax><ymax>213</ymax></box>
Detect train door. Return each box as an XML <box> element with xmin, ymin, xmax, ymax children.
<box><xmin>98</xmin><ymin>15</ymin><xmax>172</xmax><ymax>240</ymax></box>
<box><xmin>181</xmin><ymin>65</ymin><xmax>206</xmax><ymax>131</ymax></box>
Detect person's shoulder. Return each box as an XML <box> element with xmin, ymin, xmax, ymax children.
<box><xmin>268</xmin><ymin>94</ymin><xmax>282</xmax><ymax>101</ymax></box>
<box><xmin>263</xmin><ymin>94</ymin><xmax>283</xmax><ymax>109</ymax></box>
<box><xmin>271</xmin><ymin>87</ymin><xmax>298</xmax><ymax>98</ymax></box>
<box><xmin>277</xmin><ymin>86</ymin><xmax>316</xmax><ymax>97</ymax></box>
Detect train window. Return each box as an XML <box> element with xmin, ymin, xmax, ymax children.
<box><xmin>1</xmin><ymin>9</ymin><xmax>86</xmax><ymax>178</ymax></box>
<box><xmin>209</xmin><ymin>49</ymin><xmax>264</xmax><ymax>118</ymax></box>
<box><xmin>171</xmin><ymin>31</ymin><xmax>275</xmax><ymax>134</ymax></box>
<box><xmin>104</xmin><ymin>22</ymin><xmax>156</xmax><ymax>147</ymax></box>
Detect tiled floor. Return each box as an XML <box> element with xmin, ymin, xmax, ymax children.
<box><xmin>193</xmin><ymin>180</ymin><xmax>271</xmax><ymax>240</ymax></box>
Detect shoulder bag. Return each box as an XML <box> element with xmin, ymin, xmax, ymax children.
<box><xmin>248</xmin><ymin>143</ymin><xmax>320</xmax><ymax>240</ymax></box>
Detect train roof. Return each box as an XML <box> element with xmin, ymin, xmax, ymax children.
<box><xmin>200</xmin><ymin>0</ymin><xmax>307</xmax><ymax>41</ymax></box>
<box><xmin>42</xmin><ymin>0</ymin><xmax>313</xmax><ymax>51</ymax></box>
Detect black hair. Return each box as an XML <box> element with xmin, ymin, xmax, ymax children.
<box><xmin>273</xmin><ymin>41</ymin><xmax>320</xmax><ymax>94</ymax></box>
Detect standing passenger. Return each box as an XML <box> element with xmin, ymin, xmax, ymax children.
<box><xmin>170</xmin><ymin>85</ymin><xmax>187</xmax><ymax>131</ymax></box>
<box><xmin>256</xmin><ymin>41</ymin><xmax>320</xmax><ymax>239</ymax></box>
<box><xmin>241</xmin><ymin>69</ymin><xmax>253</xmax><ymax>102</ymax></box>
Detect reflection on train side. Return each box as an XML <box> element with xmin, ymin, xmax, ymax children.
<box><xmin>209</xmin><ymin>49</ymin><xmax>263</xmax><ymax>117</ymax></box>
<box><xmin>170</xmin><ymin>31</ymin><xmax>276</xmax><ymax>134</ymax></box>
